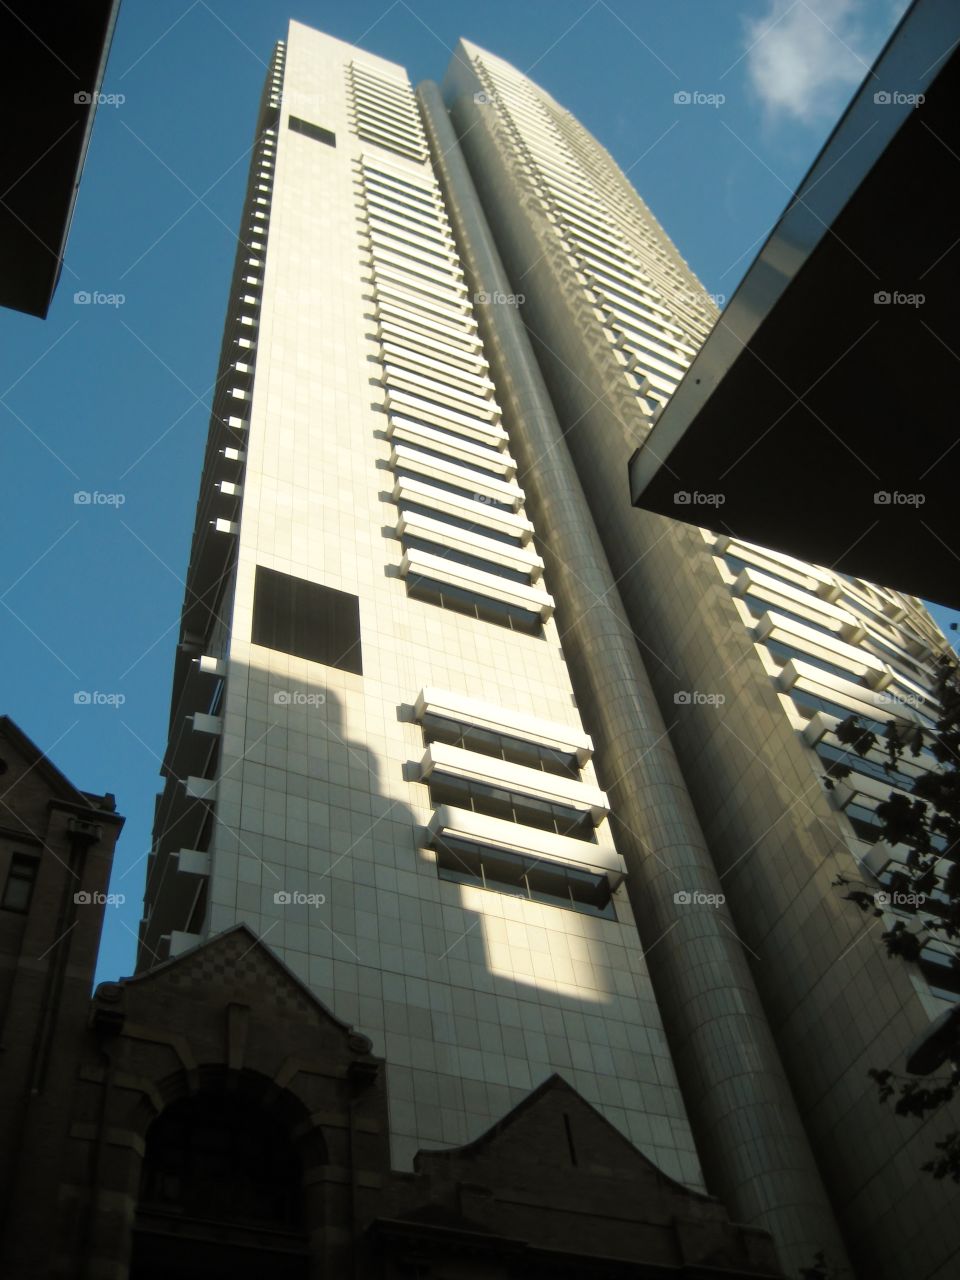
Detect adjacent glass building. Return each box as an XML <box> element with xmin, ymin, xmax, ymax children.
<box><xmin>140</xmin><ymin>22</ymin><xmax>960</xmax><ymax>1280</ymax></box>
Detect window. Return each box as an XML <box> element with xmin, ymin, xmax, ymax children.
<box><xmin>406</xmin><ymin>575</ymin><xmax>541</xmax><ymax>636</ymax></box>
<box><xmin>742</xmin><ymin>594</ymin><xmax>838</xmax><ymax>640</ymax></box>
<box><xmin>422</xmin><ymin>713</ymin><xmax>580</xmax><ymax>779</ymax></box>
<box><xmin>251</xmin><ymin>566</ymin><xmax>362</xmax><ymax>674</ymax></box>
<box><xmin>815</xmin><ymin>741</ymin><xmax>915</xmax><ymax>791</ymax></box>
<box><xmin>401</xmin><ymin>535</ymin><xmax>531</xmax><ymax>585</ymax></box>
<box><xmin>2</xmin><ymin>853</ymin><xmax>38</xmax><ymax>913</ymax></box>
<box><xmin>287</xmin><ymin>116</ymin><xmax>335</xmax><ymax>147</ymax></box>
<box><xmin>765</xmin><ymin>639</ymin><xmax>863</xmax><ymax>685</ymax></box>
<box><xmin>393</xmin><ymin>437</ymin><xmax>505</xmax><ymax>481</ymax></box>
<box><xmin>436</xmin><ymin>839</ymin><xmax>615</xmax><ymax>919</ymax></box>
<box><xmin>428</xmin><ymin>772</ymin><xmax>595</xmax><ymax>841</ymax></box>
<box><xmin>791</xmin><ymin>691</ymin><xmax>887</xmax><ymax>734</ymax></box>
<box><xmin>398</xmin><ymin>500</ymin><xmax>522</xmax><ymax>546</ymax></box>
<box><xmin>394</xmin><ymin>469</ymin><xmax>513</xmax><ymax>510</ymax></box>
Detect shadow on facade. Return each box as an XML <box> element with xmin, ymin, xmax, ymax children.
<box><xmin>195</xmin><ymin>656</ymin><xmax>692</xmax><ymax>1183</ymax></box>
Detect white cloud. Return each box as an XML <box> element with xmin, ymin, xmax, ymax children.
<box><xmin>742</xmin><ymin>0</ymin><xmax>909</xmax><ymax>125</ymax></box>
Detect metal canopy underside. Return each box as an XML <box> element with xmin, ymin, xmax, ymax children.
<box><xmin>629</xmin><ymin>0</ymin><xmax>960</xmax><ymax>608</ymax></box>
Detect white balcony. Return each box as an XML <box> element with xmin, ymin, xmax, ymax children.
<box><xmin>391</xmin><ymin>444</ymin><xmax>523</xmax><ymax>510</ymax></box>
<box><xmin>397</xmin><ymin>510</ymin><xmax>542</xmax><ymax>580</ymax></box>
<box><xmin>427</xmin><ymin>804</ymin><xmax>623</xmax><ymax>884</ymax></box>
<box><xmin>400</xmin><ymin>547</ymin><xmax>554</xmax><ymax>621</ymax></box>
<box><xmin>415</xmin><ymin>687</ymin><xmax>593</xmax><ymax>763</ymax></box>
<box><xmin>387</xmin><ymin>418</ymin><xmax>514</xmax><ymax>478</ymax></box>
<box><xmin>393</xmin><ymin>476</ymin><xmax>534</xmax><ymax>543</ymax></box>
<box><xmin>420</xmin><ymin>741</ymin><xmax>608</xmax><ymax>823</ymax></box>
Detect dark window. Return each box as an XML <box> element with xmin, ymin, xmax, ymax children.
<box><xmin>2</xmin><ymin>853</ymin><xmax>39</xmax><ymax>913</ymax></box>
<box><xmin>395</xmin><ymin>438</ymin><xmax>505</xmax><ymax>481</ymax></box>
<box><xmin>765</xmin><ymin>639</ymin><xmax>863</xmax><ymax>685</ymax></box>
<box><xmin>422</xmin><ymin>712</ymin><xmax>581</xmax><ymax>778</ymax></box>
<box><xmin>815</xmin><ymin>741</ymin><xmax>915</xmax><ymax>791</ymax></box>
<box><xmin>429</xmin><ymin>772</ymin><xmax>595</xmax><ymax>841</ymax></box>
<box><xmin>406</xmin><ymin>574</ymin><xmax>541</xmax><ymax>636</ymax></box>
<box><xmin>364</xmin><ymin>170</ymin><xmax>435</xmax><ymax>203</ymax></box>
<box><xmin>919</xmin><ymin>951</ymin><xmax>960</xmax><ymax>1001</ymax></box>
<box><xmin>398</xmin><ymin>499</ymin><xmax>522</xmax><ymax>546</ymax></box>
<box><xmin>138</xmin><ymin>1092</ymin><xmax>301</xmax><ymax>1226</ymax></box>
<box><xmin>791</xmin><ymin>691</ymin><xmax>887</xmax><ymax>734</ymax></box>
<box><xmin>402</xmin><ymin>535</ymin><xmax>530</xmax><ymax>585</ymax></box>
<box><xmin>252</xmin><ymin>566</ymin><xmax>362</xmax><ymax>674</ymax></box>
<box><xmin>436</xmin><ymin>839</ymin><xmax>615</xmax><ymax>919</ymax></box>
<box><xmin>742</xmin><ymin>593</ymin><xmax>837</xmax><ymax>639</ymax></box>
<box><xmin>288</xmin><ymin>116</ymin><xmax>336</xmax><ymax>147</ymax></box>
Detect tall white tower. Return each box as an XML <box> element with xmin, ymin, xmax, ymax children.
<box><xmin>141</xmin><ymin>23</ymin><xmax>702</xmax><ymax>1188</ymax></box>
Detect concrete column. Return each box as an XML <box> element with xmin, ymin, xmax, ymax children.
<box><xmin>417</xmin><ymin>80</ymin><xmax>851</xmax><ymax>1279</ymax></box>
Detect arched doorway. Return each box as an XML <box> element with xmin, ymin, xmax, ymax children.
<box><xmin>130</xmin><ymin>1085</ymin><xmax>311</xmax><ymax>1279</ymax></box>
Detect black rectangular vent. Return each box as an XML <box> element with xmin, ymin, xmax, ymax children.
<box><xmin>288</xmin><ymin>116</ymin><xmax>336</xmax><ymax>147</ymax></box>
<box><xmin>252</xmin><ymin>566</ymin><xmax>362</xmax><ymax>674</ymax></box>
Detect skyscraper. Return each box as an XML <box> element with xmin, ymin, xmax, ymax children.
<box><xmin>141</xmin><ymin>19</ymin><xmax>705</xmax><ymax>1201</ymax></box>
<box><xmin>142</xmin><ymin>21</ymin><xmax>959</xmax><ymax>1280</ymax></box>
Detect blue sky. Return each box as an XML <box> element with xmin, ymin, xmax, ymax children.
<box><xmin>2</xmin><ymin>0</ymin><xmax>950</xmax><ymax>986</ymax></box>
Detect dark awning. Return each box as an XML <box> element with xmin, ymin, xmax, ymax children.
<box><xmin>629</xmin><ymin>0</ymin><xmax>959</xmax><ymax>607</ymax></box>
<box><xmin>1</xmin><ymin>1</ymin><xmax>121</xmax><ymax>318</ymax></box>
